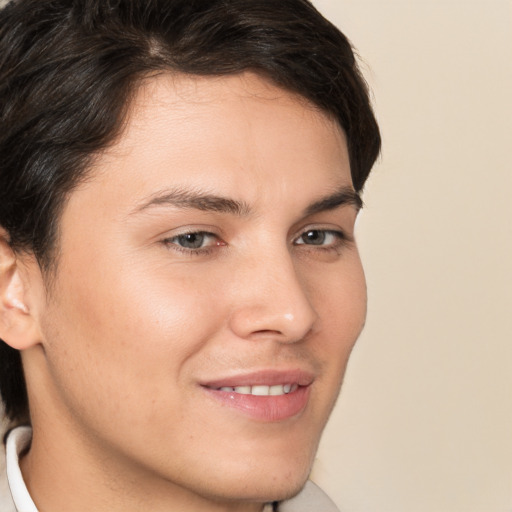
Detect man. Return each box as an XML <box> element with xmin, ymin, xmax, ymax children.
<box><xmin>0</xmin><ymin>0</ymin><xmax>380</xmax><ymax>510</ymax></box>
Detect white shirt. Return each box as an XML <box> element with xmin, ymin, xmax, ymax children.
<box><xmin>5</xmin><ymin>426</ymin><xmax>36</xmax><ymax>512</ymax></box>
<box><xmin>3</xmin><ymin>426</ymin><xmax>339</xmax><ymax>512</ymax></box>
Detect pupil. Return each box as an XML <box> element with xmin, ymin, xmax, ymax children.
<box><xmin>179</xmin><ymin>233</ymin><xmax>204</xmax><ymax>249</ymax></box>
<box><xmin>305</xmin><ymin>230</ymin><xmax>325</xmax><ymax>245</ymax></box>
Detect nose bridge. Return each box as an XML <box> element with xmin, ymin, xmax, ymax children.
<box><xmin>228</xmin><ymin>243</ymin><xmax>318</xmax><ymax>343</ymax></box>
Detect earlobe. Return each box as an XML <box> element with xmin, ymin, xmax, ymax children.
<box><xmin>0</xmin><ymin>230</ymin><xmax>41</xmax><ymax>350</ymax></box>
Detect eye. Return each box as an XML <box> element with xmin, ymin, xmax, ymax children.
<box><xmin>295</xmin><ymin>229</ymin><xmax>343</xmax><ymax>247</ymax></box>
<box><xmin>164</xmin><ymin>231</ymin><xmax>222</xmax><ymax>251</ymax></box>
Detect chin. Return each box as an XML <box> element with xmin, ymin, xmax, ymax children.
<box><xmin>205</xmin><ymin>450</ymin><xmax>314</xmax><ymax>505</ymax></box>
<box><xmin>260</xmin><ymin>476</ymin><xmax>310</xmax><ymax>504</ymax></box>
<box><xmin>203</xmin><ymin>472</ymin><xmax>309</xmax><ymax>507</ymax></box>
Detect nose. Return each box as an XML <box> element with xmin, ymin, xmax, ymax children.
<box><xmin>228</xmin><ymin>249</ymin><xmax>318</xmax><ymax>344</ymax></box>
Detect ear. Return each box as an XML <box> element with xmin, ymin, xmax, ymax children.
<box><xmin>0</xmin><ymin>229</ymin><xmax>42</xmax><ymax>350</ymax></box>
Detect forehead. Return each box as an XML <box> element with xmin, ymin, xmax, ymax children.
<box><xmin>66</xmin><ymin>71</ymin><xmax>352</xmax><ymax>227</ymax></box>
<box><xmin>127</xmin><ymin>71</ymin><xmax>335</xmax><ymax>132</ymax></box>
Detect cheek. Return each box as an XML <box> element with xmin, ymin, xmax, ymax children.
<box><xmin>41</xmin><ymin>257</ymin><xmax>225</xmax><ymax>419</ymax></box>
<box><xmin>311</xmin><ymin>251</ymin><xmax>367</xmax><ymax>339</ymax></box>
<box><xmin>308</xmin><ymin>254</ymin><xmax>367</xmax><ymax>387</ymax></box>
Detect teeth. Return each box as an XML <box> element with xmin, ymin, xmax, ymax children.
<box><xmin>217</xmin><ymin>384</ymin><xmax>298</xmax><ymax>396</ymax></box>
<box><xmin>251</xmin><ymin>385</ymin><xmax>269</xmax><ymax>396</ymax></box>
<box><xmin>269</xmin><ymin>385</ymin><xmax>284</xmax><ymax>396</ymax></box>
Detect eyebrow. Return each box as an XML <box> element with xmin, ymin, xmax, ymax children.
<box><xmin>304</xmin><ymin>187</ymin><xmax>362</xmax><ymax>216</ymax></box>
<box><xmin>131</xmin><ymin>185</ymin><xmax>361</xmax><ymax>217</ymax></box>
<box><xmin>131</xmin><ymin>187</ymin><xmax>251</xmax><ymax>216</ymax></box>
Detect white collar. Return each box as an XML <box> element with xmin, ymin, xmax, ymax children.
<box><xmin>5</xmin><ymin>426</ymin><xmax>37</xmax><ymax>512</ymax></box>
<box><xmin>4</xmin><ymin>426</ymin><xmax>338</xmax><ymax>512</ymax></box>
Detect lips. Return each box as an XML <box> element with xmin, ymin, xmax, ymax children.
<box><xmin>201</xmin><ymin>368</ymin><xmax>314</xmax><ymax>389</ymax></box>
<box><xmin>200</xmin><ymin>369</ymin><xmax>314</xmax><ymax>422</ymax></box>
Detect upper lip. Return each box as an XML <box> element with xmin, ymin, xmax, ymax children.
<box><xmin>200</xmin><ymin>368</ymin><xmax>315</xmax><ymax>389</ymax></box>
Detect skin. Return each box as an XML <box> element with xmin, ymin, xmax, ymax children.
<box><xmin>4</xmin><ymin>72</ymin><xmax>367</xmax><ymax>512</ymax></box>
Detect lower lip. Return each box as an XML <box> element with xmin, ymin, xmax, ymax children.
<box><xmin>202</xmin><ymin>385</ymin><xmax>311</xmax><ymax>422</ymax></box>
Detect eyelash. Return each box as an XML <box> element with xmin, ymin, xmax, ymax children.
<box><xmin>162</xmin><ymin>231</ymin><xmax>223</xmax><ymax>257</ymax></box>
<box><xmin>162</xmin><ymin>228</ymin><xmax>349</xmax><ymax>257</ymax></box>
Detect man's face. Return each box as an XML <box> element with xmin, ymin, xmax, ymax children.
<box><xmin>28</xmin><ymin>72</ymin><xmax>366</xmax><ymax>506</ymax></box>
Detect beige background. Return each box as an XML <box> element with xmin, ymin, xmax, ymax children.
<box><xmin>311</xmin><ymin>1</ymin><xmax>512</xmax><ymax>511</ymax></box>
<box><xmin>1</xmin><ymin>0</ymin><xmax>511</xmax><ymax>511</ymax></box>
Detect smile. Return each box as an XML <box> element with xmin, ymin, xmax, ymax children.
<box><xmin>201</xmin><ymin>371</ymin><xmax>312</xmax><ymax>422</ymax></box>
<box><xmin>211</xmin><ymin>384</ymin><xmax>299</xmax><ymax>396</ymax></box>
